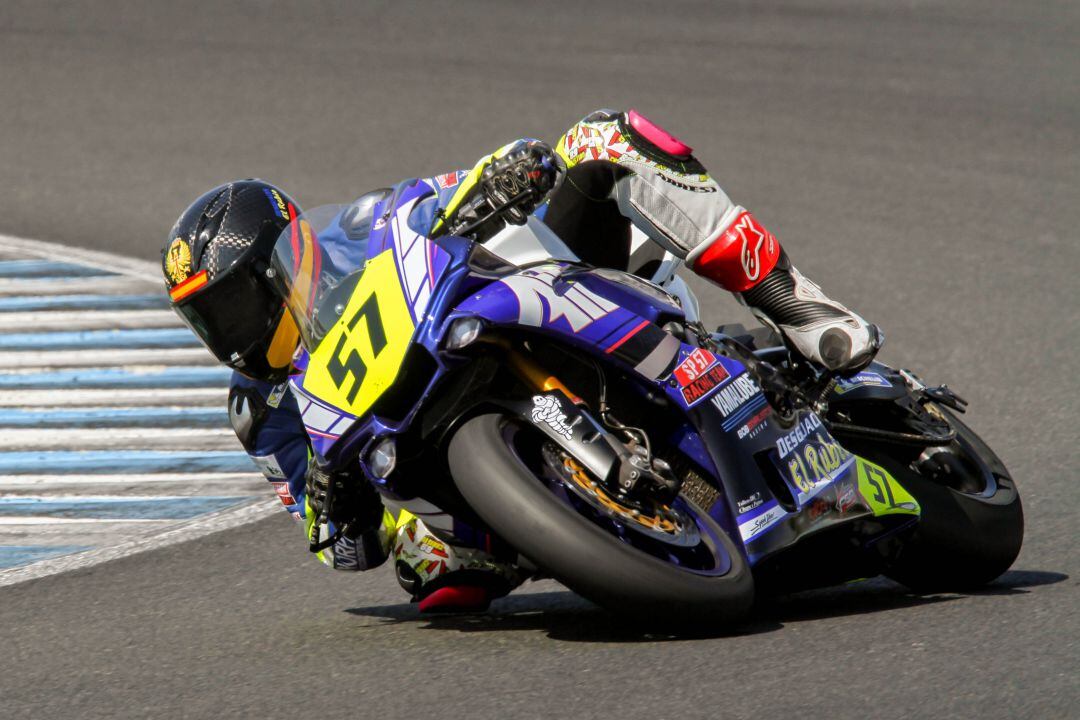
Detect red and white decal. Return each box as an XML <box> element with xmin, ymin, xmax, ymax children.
<box><xmin>674</xmin><ymin>348</ymin><xmax>718</xmax><ymax>386</ymax></box>
<box><xmin>271</xmin><ymin>481</ymin><xmax>296</xmax><ymax>507</ymax></box>
<box><xmin>435</xmin><ymin>171</ymin><xmax>462</xmax><ymax>190</ymax></box>
<box><xmin>680</xmin><ymin>364</ymin><xmax>732</xmax><ymax>406</ymax></box>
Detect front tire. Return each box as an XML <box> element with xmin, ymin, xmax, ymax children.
<box><xmin>447</xmin><ymin>414</ymin><xmax>754</xmax><ymax>625</ymax></box>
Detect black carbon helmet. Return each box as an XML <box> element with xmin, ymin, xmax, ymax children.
<box><xmin>163</xmin><ymin>180</ymin><xmax>301</xmax><ymax>382</ymax></box>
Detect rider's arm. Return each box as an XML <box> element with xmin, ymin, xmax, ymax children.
<box><xmin>227</xmin><ymin>371</ymin><xmax>310</xmax><ymax>519</ymax></box>
<box><xmin>424</xmin><ymin>140</ymin><xmax>560</xmax><ymax>241</ymax></box>
<box><xmin>228</xmin><ymin>371</ymin><xmax>394</xmax><ymax>571</ymax></box>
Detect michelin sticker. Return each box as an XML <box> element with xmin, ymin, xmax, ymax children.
<box><xmin>531</xmin><ymin>395</ymin><xmax>579</xmax><ymax>440</ymax></box>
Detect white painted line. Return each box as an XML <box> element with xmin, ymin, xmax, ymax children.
<box><xmin>0</xmin><ymin>309</ymin><xmax>182</xmax><ymax>331</ymax></box>
<box><xmin>0</xmin><ymin>234</ymin><xmax>160</xmax><ymax>282</ymax></box>
<box><xmin>0</xmin><ymin>388</ymin><xmax>226</xmax><ymax>407</ymax></box>
<box><xmin>0</xmin><ymin>499</ymin><xmax>278</xmax><ymax>586</ymax></box>
<box><xmin>0</xmin><ymin>275</ymin><xmax>153</xmax><ymax>297</ymax></box>
<box><xmin>0</xmin><ymin>427</ymin><xmax>241</xmax><ymax>451</ymax></box>
<box><xmin>0</xmin><ymin>235</ymin><xmax>277</xmax><ymax>584</ymax></box>
<box><xmin>0</xmin><ymin>347</ymin><xmax>216</xmax><ymax>368</ymax></box>
<box><xmin>0</xmin><ymin>517</ymin><xmax>162</xmax><ymax>525</ymax></box>
<box><xmin>0</xmin><ymin>472</ymin><xmax>263</xmax><ymax>489</ymax></box>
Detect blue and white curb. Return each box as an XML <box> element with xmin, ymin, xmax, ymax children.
<box><xmin>0</xmin><ymin>234</ymin><xmax>276</xmax><ymax>586</ymax></box>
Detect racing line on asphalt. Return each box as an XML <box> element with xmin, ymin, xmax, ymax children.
<box><xmin>0</xmin><ymin>233</ymin><xmax>276</xmax><ymax>586</ymax></box>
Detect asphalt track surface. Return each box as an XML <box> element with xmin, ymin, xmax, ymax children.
<box><xmin>1</xmin><ymin>1</ymin><xmax>1077</xmax><ymax>718</ymax></box>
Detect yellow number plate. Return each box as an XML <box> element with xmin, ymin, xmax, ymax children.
<box><xmin>302</xmin><ymin>249</ymin><xmax>415</xmax><ymax>418</ymax></box>
<box><xmin>856</xmin><ymin>458</ymin><xmax>920</xmax><ymax>517</ymax></box>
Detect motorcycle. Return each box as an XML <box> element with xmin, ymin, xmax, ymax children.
<box><xmin>269</xmin><ymin>179</ymin><xmax>1023</xmax><ymax>624</ymax></box>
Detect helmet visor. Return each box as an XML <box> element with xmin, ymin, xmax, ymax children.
<box><xmin>173</xmin><ymin>268</ymin><xmax>283</xmax><ymax>368</ymax></box>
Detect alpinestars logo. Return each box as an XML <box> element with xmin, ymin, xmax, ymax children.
<box><xmin>731</xmin><ymin>213</ymin><xmax>774</xmax><ymax>282</ymax></box>
<box><xmin>531</xmin><ymin>395</ymin><xmax>578</xmax><ymax>439</ymax></box>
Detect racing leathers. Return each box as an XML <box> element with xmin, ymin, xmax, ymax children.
<box><xmin>228</xmin><ymin>108</ymin><xmax>878</xmax><ymax>605</ymax></box>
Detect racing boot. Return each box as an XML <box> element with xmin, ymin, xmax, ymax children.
<box><xmin>738</xmin><ymin>251</ymin><xmax>882</xmax><ymax>374</ymax></box>
<box><xmin>392</xmin><ymin>513</ymin><xmax>522</xmax><ymax>613</ymax></box>
<box><xmin>689</xmin><ymin>215</ymin><xmax>880</xmax><ymax>375</ymax></box>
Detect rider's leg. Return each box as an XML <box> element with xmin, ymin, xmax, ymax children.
<box><xmin>551</xmin><ymin>109</ymin><xmax>881</xmax><ymax>374</ymax></box>
<box><xmin>391</xmin><ymin>510</ymin><xmax>523</xmax><ymax>613</ymax></box>
<box><xmin>687</xmin><ymin>226</ymin><xmax>882</xmax><ymax>373</ymax></box>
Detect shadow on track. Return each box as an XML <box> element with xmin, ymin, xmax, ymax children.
<box><xmin>344</xmin><ymin>569</ymin><xmax>1067</xmax><ymax>642</ymax></box>
<box><xmin>757</xmin><ymin>569</ymin><xmax>1067</xmax><ymax>623</ymax></box>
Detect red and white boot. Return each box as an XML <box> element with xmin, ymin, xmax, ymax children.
<box><xmin>689</xmin><ymin>209</ymin><xmax>881</xmax><ymax>374</ymax></box>
<box><xmin>392</xmin><ymin>514</ymin><xmax>521</xmax><ymax>613</ymax></box>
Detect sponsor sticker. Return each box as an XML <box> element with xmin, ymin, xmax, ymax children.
<box><xmin>263</xmin><ymin>187</ymin><xmax>291</xmax><ymax>219</ymax></box>
<box><xmin>266</xmin><ymin>383</ymin><xmax>288</xmax><ymax>409</ymax></box>
<box><xmin>253</xmin><ymin>453</ymin><xmax>287</xmax><ymax>480</ymax></box>
<box><xmin>680</xmin><ymin>364</ymin><xmax>731</xmax><ymax>406</ymax></box>
<box><xmin>271</xmin><ymin>481</ymin><xmax>296</xmax><ymax>507</ymax></box>
<box><xmin>530</xmin><ymin>394</ymin><xmax>578</xmax><ymax>440</ymax></box>
<box><xmin>710</xmin><ymin>373</ymin><xmax>760</xmax><ymax>417</ymax></box>
<box><xmin>833</xmin><ymin>372</ymin><xmax>892</xmax><ymax>395</ymax></box>
<box><xmin>419</xmin><ymin>535</ymin><xmax>449</xmax><ymax>558</ymax></box>
<box><xmin>674</xmin><ymin>348</ymin><xmax>718</xmax><ymax>386</ymax></box>
<box><xmin>738</xmin><ymin>502</ymin><xmax>785</xmax><ymax>542</ymax></box>
<box><xmin>835</xmin><ymin>479</ymin><xmax>858</xmax><ymax>513</ymax></box>
<box><xmin>805</xmin><ymin>497</ymin><xmax>830</xmax><ymax>523</ymax></box>
<box><xmin>776</xmin><ymin>413</ymin><xmax>824</xmax><ymax>459</ymax></box>
<box><xmin>784</xmin><ymin>431</ymin><xmax>855</xmax><ymax>498</ymax></box>
<box><xmin>736</xmin><ymin>491</ymin><xmax>763</xmax><ymax>514</ymax></box>
<box><xmin>435</xmin><ymin>171</ymin><xmax>463</xmax><ymax>190</ymax></box>
<box><xmin>736</xmin><ymin>404</ymin><xmax>771</xmax><ymax>440</ymax></box>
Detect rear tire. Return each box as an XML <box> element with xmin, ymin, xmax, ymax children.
<box><xmin>875</xmin><ymin>409</ymin><xmax>1024</xmax><ymax>591</ymax></box>
<box><xmin>448</xmin><ymin>414</ymin><xmax>754</xmax><ymax>625</ymax></box>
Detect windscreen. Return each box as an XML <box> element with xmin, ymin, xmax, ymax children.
<box><xmin>269</xmin><ymin>192</ymin><xmax>387</xmax><ymax>350</ymax></box>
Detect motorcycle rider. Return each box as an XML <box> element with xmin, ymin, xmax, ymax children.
<box><xmin>163</xmin><ymin>108</ymin><xmax>880</xmax><ymax>611</ymax></box>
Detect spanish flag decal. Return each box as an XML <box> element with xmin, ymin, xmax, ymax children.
<box><xmin>169</xmin><ymin>269</ymin><xmax>209</xmax><ymax>301</ymax></box>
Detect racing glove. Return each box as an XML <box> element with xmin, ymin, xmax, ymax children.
<box><xmin>305</xmin><ymin>462</ymin><xmax>392</xmax><ymax>571</ymax></box>
<box><xmin>480</xmin><ymin>139</ymin><xmax>563</xmax><ymax>226</ymax></box>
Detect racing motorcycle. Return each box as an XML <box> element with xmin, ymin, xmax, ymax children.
<box><xmin>270</xmin><ymin>181</ymin><xmax>1023</xmax><ymax>624</ymax></box>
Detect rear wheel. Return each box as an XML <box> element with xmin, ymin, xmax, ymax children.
<box><xmin>855</xmin><ymin>407</ymin><xmax>1023</xmax><ymax>591</ymax></box>
<box><xmin>447</xmin><ymin>414</ymin><xmax>754</xmax><ymax>625</ymax></box>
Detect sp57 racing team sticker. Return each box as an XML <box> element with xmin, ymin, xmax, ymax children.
<box><xmin>674</xmin><ymin>348</ymin><xmax>731</xmax><ymax>406</ymax></box>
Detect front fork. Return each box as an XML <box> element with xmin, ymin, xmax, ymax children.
<box><xmin>501</xmin><ymin>345</ymin><xmax>680</xmax><ymax>502</ymax></box>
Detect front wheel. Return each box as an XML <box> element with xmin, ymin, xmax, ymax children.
<box><xmin>447</xmin><ymin>414</ymin><xmax>754</xmax><ymax>625</ymax></box>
